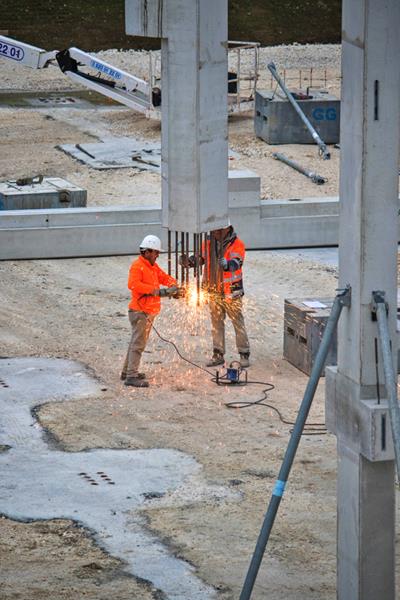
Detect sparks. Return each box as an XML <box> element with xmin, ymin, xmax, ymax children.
<box><xmin>185</xmin><ymin>282</ymin><xmax>207</xmax><ymax>308</ymax></box>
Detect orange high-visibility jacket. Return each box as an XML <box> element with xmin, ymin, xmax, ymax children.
<box><xmin>203</xmin><ymin>236</ymin><xmax>245</xmax><ymax>301</ymax></box>
<box><xmin>128</xmin><ymin>255</ymin><xmax>177</xmax><ymax>314</ymax></box>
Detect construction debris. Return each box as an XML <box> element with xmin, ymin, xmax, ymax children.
<box><xmin>273</xmin><ymin>152</ymin><xmax>327</xmax><ymax>185</ymax></box>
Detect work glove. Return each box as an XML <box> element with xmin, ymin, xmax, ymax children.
<box><xmin>219</xmin><ymin>257</ymin><xmax>228</xmax><ymax>270</ymax></box>
<box><xmin>158</xmin><ymin>286</ymin><xmax>179</xmax><ymax>298</ymax></box>
<box><xmin>179</xmin><ymin>254</ymin><xmax>190</xmax><ymax>268</ymax></box>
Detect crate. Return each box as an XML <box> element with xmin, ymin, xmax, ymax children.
<box><xmin>284</xmin><ymin>297</ymin><xmax>400</xmax><ymax>376</ymax></box>
<box><xmin>283</xmin><ymin>297</ymin><xmax>337</xmax><ymax>376</ymax></box>
<box><xmin>255</xmin><ymin>89</ymin><xmax>340</xmax><ymax>145</ymax></box>
<box><xmin>0</xmin><ymin>177</ymin><xmax>87</xmax><ymax>210</ymax></box>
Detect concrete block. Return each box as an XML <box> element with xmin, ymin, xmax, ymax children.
<box><xmin>0</xmin><ymin>178</ymin><xmax>87</xmax><ymax>210</ymax></box>
<box><xmin>227</xmin><ymin>170</ymin><xmax>260</xmax><ymax>208</ymax></box>
<box><xmin>255</xmin><ymin>89</ymin><xmax>340</xmax><ymax>145</ymax></box>
<box><xmin>325</xmin><ymin>366</ymin><xmax>395</xmax><ymax>462</ymax></box>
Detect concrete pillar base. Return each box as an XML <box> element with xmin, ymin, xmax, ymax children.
<box><xmin>326</xmin><ymin>366</ymin><xmax>396</xmax><ymax>600</ymax></box>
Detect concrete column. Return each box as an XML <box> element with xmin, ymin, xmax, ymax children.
<box><xmin>125</xmin><ymin>0</ymin><xmax>228</xmax><ymax>233</ymax></box>
<box><xmin>326</xmin><ymin>1</ymin><xmax>400</xmax><ymax>599</ymax></box>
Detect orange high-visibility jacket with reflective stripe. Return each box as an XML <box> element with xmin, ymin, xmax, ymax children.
<box><xmin>203</xmin><ymin>236</ymin><xmax>245</xmax><ymax>301</ymax></box>
<box><xmin>128</xmin><ymin>255</ymin><xmax>177</xmax><ymax>314</ymax></box>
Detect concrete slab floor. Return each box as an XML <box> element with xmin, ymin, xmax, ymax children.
<box><xmin>0</xmin><ymin>357</ymin><xmax>240</xmax><ymax>600</ymax></box>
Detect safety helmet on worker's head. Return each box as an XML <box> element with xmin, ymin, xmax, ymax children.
<box><xmin>139</xmin><ymin>234</ymin><xmax>163</xmax><ymax>252</ymax></box>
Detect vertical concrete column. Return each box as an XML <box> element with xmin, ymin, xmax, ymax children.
<box><xmin>326</xmin><ymin>1</ymin><xmax>400</xmax><ymax>599</ymax></box>
<box><xmin>125</xmin><ymin>0</ymin><xmax>229</xmax><ymax>233</ymax></box>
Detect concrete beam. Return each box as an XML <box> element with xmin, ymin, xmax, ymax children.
<box><xmin>2</xmin><ymin>191</ymin><xmax>400</xmax><ymax>260</ymax></box>
<box><xmin>0</xmin><ymin>196</ymin><xmax>339</xmax><ymax>261</ymax></box>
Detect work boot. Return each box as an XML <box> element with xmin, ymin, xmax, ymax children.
<box><xmin>239</xmin><ymin>353</ymin><xmax>250</xmax><ymax>368</ymax></box>
<box><xmin>124</xmin><ymin>376</ymin><xmax>149</xmax><ymax>388</ymax></box>
<box><xmin>121</xmin><ymin>372</ymin><xmax>146</xmax><ymax>381</ymax></box>
<box><xmin>206</xmin><ymin>352</ymin><xmax>225</xmax><ymax>367</ymax></box>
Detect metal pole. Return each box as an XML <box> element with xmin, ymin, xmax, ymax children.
<box><xmin>272</xmin><ymin>152</ymin><xmax>327</xmax><ymax>185</ymax></box>
<box><xmin>239</xmin><ymin>286</ymin><xmax>350</xmax><ymax>600</ymax></box>
<box><xmin>167</xmin><ymin>230</ymin><xmax>172</xmax><ymax>276</ymax></box>
<box><xmin>195</xmin><ymin>233</ymin><xmax>200</xmax><ymax>305</ymax></box>
<box><xmin>204</xmin><ymin>231</ymin><xmax>209</xmax><ymax>290</ymax></box>
<box><xmin>254</xmin><ymin>46</ymin><xmax>258</xmax><ymax>97</ymax></box>
<box><xmin>267</xmin><ymin>62</ymin><xmax>330</xmax><ymax>160</ymax></box>
<box><xmin>175</xmin><ymin>231</ymin><xmax>178</xmax><ymax>281</ymax></box>
<box><xmin>373</xmin><ymin>291</ymin><xmax>400</xmax><ymax>477</ymax></box>
<box><xmin>180</xmin><ymin>232</ymin><xmax>185</xmax><ymax>286</ymax></box>
<box><xmin>185</xmin><ymin>232</ymin><xmax>190</xmax><ymax>286</ymax></box>
<box><xmin>199</xmin><ymin>233</ymin><xmax>203</xmax><ymax>278</ymax></box>
<box><xmin>237</xmin><ymin>47</ymin><xmax>241</xmax><ymax>110</ymax></box>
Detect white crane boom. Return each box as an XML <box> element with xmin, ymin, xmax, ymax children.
<box><xmin>0</xmin><ymin>35</ymin><xmax>152</xmax><ymax>114</ymax></box>
<box><xmin>0</xmin><ymin>35</ymin><xmax>57</xmax><ymax>69</ymax></box>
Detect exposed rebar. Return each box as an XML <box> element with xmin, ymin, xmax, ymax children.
<box><xmin>167</xmin><ymin>230</ymin><xmax>172</xmax><ymax>276</ymax></box>
<box><xmin>180</xmin><ymin>232</ymin><xmax>185</xmax><ymax>286</ymax></box>
<box><xmin>185</xmin><ymin>232</ymin><xmax>190</xmax><ymax>286</ymax></box>
<box><xmin>174</xmin><ymin>231</ymin><xmax>178</xmax><ymax>281</ymax></box>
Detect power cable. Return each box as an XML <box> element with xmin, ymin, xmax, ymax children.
<box><xmin>146</xmin><ymin>306</ymin><xmax>326</xmax><ymax>435</ymax></box>
<box><xmin>136</xmin><ymin>292</ymin><xmax>326</xmax><ymax>434</ymax></box>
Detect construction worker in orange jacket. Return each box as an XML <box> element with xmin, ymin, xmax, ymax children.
<box><xmin>181</xmin><ymin>225</ymin><xmax>250</xmax><ymax>368</ymax></box>
<box><xmin>206</xmin><ymin>225</ymin><xmax>250</xmax><ymax>367</ymax></box>
<box><xmin>121</xmin><ymin>234</ymin><xmax>178</xmax><ymax>387</ymax></box>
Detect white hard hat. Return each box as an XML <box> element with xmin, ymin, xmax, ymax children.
<box><xmin>139</xmin><ymin>234</ymin><xmax>163</xmax><ymax>252</ymax></box>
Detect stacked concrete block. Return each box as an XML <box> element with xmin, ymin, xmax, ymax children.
<box><xmin>255</xmin><ymin>89</ymin><xmax>340</xmax><ymax>145</ymax></box>
<box><xmin>0</xmin><ymin>178</ymin><xmax>87</xmax><ymax>210</ymax></box>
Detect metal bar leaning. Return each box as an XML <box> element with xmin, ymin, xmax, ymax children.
<box><xmin>272</xmin><ymin>152</ymin><xmax>327</xmax><ymax>185</ymax></box>
<box><xmin>267</xmin><ymin>62</ymin><xmax>331</xmax><ymax>160</ymax></box>
<box><xmin>239</xmin><ymin>285</ymin><xmax>351</xmax><ymax>600</ymax></box>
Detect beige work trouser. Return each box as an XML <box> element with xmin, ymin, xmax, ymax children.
<box><xmin>209</xmin><ymin>297</ymin><xmax>250</xmax><ymax>356</ymax></box>
<box><xmin>122</xmin><ymin>310</ymin><xmax>155</xmax><ymax>378</ymax></box>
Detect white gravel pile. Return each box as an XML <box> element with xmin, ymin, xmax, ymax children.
<box><xmin>0</xmin><ymin>43</ymin><xmax>341</xmax><ymax>92</ymax></box>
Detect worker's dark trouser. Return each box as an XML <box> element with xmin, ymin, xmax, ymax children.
<box><xmin>122</xmin><ymin>310</ymin><xmax>155</xmax><ymax>378</ymax></box>
<box><xmin>209</xmin><ymin>296</ymin><xmax>250</xmax><ymax>356</ymax></box>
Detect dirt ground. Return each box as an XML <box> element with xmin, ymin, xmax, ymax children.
<box><xmin>1</xmin><ymin>44</ymin><xmax>398</xmax><ymax>599</ymax></box>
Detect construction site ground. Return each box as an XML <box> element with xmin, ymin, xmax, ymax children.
<box><xmin>1</xmin><ymin>44</ymin><xmax>399</xmax><ymax>599</ymax></box>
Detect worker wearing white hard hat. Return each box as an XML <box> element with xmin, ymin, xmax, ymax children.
<box><xmin>121</xmin><ymin>234</ymin><xmax>179</xmax><ymax>387</ymax></box>
<box><xmin>139</xmin><ymin>234</ymin><xmax>163</xmax><ymax>252</ymax></box>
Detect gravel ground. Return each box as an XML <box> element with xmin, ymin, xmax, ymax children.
<box><xmin>3</xmin><ymin>42</ymin><xmax>396</xmax><ymax>600</ymax></box>
<box><xmin>0</xmin><ymin>43</ymin><xmax>341</xmax><ymax>92</ymax></box>
<box><xmin>0</xmin><ymin>42</ymin><xmax>342</xmax><ymax>207</ymax></box>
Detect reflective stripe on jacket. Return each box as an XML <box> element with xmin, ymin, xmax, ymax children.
<box><xmin>128</xmin><ymin>255</ymin><xmax>177</xmax><ymax>314</ymax></box>
<box><xmin>222</xmin><ymin>237</ymin><xmax>245</xmax><ymax>300</ymax></box>
<box><xmin>203</xmin><ymin>235</ymin><xmax>245</xmax><ymax>301</ymax></box>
